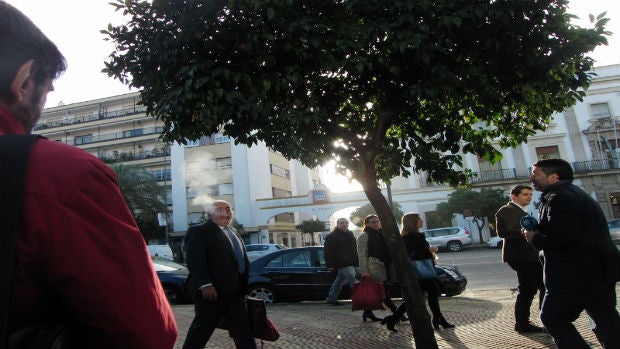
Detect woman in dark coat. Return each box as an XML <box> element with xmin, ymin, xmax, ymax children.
<box><xmin>382</xmin><ymin>212</ymin><xmax>455</xmax><ymax>331</ymax></box>
<box><xmin>356</xmin><ymin>214</ymin><xmax>397</xmax><ymax>321</ymax></box>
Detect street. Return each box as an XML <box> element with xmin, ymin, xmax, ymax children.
<box><xmin>437</xmin><ymin>246</ymin><xmax>516</xmax><ymax>291</ymax></box>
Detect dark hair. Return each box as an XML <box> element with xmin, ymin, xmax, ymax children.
<box><xmin>532</xmin><ymin>159</ymin><xmax>574</xmax><ymax>181</ymax></box>
<box><xmin>510</xmin><ymin>184</ymin><xmax>533</xmax><ymax>196</ymax></box>
<box><xmin>363</xmin><ymin>214</ymin><xmax>379</xmax><ymax>230</ymax></box>
<box><xmin>401</xmin><ymin>212</ymin><xmax>422</xmax><ymax>236</ymax></box>
<box><xmin>0</xmin><ymin>1</ymin><xmax>66</xmax><ymax>102</ymax></box>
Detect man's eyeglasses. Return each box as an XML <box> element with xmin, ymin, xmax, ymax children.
<box><xmin>367</xmin><ymin>220</ymin><xmax>380</xmax><ymax>224</ymax></box>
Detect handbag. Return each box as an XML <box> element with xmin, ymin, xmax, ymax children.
<box><xmin>246</xmin><ymin>297</ymin><xmax>280</xmax><ymax>342</ymax></box>
<box><xmin>413</xmin><ymin>259</ymin><xmax>438</xmax><ymax>279</ymax></box>
<box><xmin>1</xmin><ymin>135</ymin><xmax>76</xmax><ymax>349</ymax></box>
<box><xmin>220</xmin><ymin>296</ymin><xmax>280</xmax><ymax>343</ymax></box>
<box><xmin>351</xmin><ymin>276</ymin><xmax>386</xmax><ymax>311</ymax></box>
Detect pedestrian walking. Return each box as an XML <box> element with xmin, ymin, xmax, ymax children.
<box><xmin>183</xmin><ymin>200</ymin><xmax>256</xmax><ymax>349</ymax></box>
<box><xmin>495</xmin><ymin>184</ymin><xmax>546</xmax><ymax>333</ymax></box>
<box><xmin>524</xmin><ymin>158</ymin><xmax>620</xmax><ymax>349</ymax></box>
<box><xmin>324</xmin><ymin>217</ymin><xmax>359</xmax><ymax>305</ymax></box>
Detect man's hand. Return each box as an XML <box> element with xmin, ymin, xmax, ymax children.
<box><xmin>522</xmin><ymin>229</ymin><xmax>538</xmax><ymax>243</ymax></box>
<box><xmin>200</xmin><ymin>285</ymin><xmax>218</xmax><ymax>301</ymax></box>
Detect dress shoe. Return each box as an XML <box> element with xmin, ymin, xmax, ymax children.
<box><xmin>326</xmin><ymin>300</ymin><xmax>344</xmax><ymax>306</ymax></box>
<box><xmin>515</xmin><ymin>323</ymin><xmax>546</xmax><ymax>333</ymax></box>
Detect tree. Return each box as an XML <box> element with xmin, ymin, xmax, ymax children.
<box><xmin>295</xmin><ymin>219</ymin><xmax>326</xmax><ymax>246</ymax></box>
<box><xmin>104</xmin><ymin>1</ymin><xmax>608</xmax><ymax>346</ymax></box>
<box><xmin>350</xmin><ymin>202</ymin><xmax>404</xmax><ymax>228</ymax></box>
<box><xmin>435</xmin><ymin>188</ymin><xmax>509</xmax><ymax>240</ymax></box>
<box><xmin>111</xmin><ymin>164</ymin><xmax>167</xmax><ymax>240</ymax></box>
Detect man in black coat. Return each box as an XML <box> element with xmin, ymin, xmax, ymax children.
<box><xmin>182</xmin><ymin>200</ymin><xmax>256</xmax><ymax>349</ymax></box>
<box><xmin>495</xmin><ymin>184</ymin><xmax>545</xmax><ymax>333</ymax></box>
<box><xmin>324</xmin><ymin>217</ymin><xmax>358</xmax><ymax>305</ymax></box>
<box><xmin>524</xmin><ymin>159</ymin><xmax>620</xmax><ymax>349</ymax></box>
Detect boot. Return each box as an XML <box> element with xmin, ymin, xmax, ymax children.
<box><xmin>432</xmin><ymin>315</ymin><xmax>455</xmax><ymax>329</ymax></box>
<box><xmin>362</xmin><ymin>310</ymin><xmax>382</xmax><ymax>322</ymax></box>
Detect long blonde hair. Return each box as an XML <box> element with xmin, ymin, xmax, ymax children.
<box><xmin>400</xmin><ymin>212</ymin><xmax>422</xmax><ymax>236</ymax></box>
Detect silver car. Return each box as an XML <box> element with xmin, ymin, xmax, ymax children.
<box><xmin>421</xmin><ymin>227</ymin><xmax>473</xmax><ymax>252</ymax></box>
<box><xmin>606</xmin><ymin>219</ymin><xmax>620</xmax><ymax>244</ymax></box>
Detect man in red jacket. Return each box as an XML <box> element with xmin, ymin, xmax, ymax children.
<box><xmin>0</xmin><ymin>2</ymin><xmax>177</xmax><ymax>348</ymax></box>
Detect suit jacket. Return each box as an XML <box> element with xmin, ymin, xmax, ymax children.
<box><xmin>533</xmin><ymin>181</ymin><xmax>620</xmax><ymax>292</ymax></box>
<box><xmin>185</xmin><ymin>220</ymin><xmax>250</xmax><ymax>298</ymax></box>
<box><xmin>495</xmin><ymin>201</ymin><xmax>540</xmax><ymax>264</ymax></box>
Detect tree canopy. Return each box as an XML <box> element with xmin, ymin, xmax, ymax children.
<box><xmin>103</xmin><ymin>0</ymin><xmax>608</xmax><ymax>346</ymax></box>
<box><xmin>295</xmin><ymin>219</ymin><xmax>326</xmax><ymax>245</ymax></box>
<box><xmin>111</xmin><ymin>164</ymin><xmax>167</xmax><ymax>240</ymax></box>
<box><xmin>435</xmin><ymin>187</ymin><xmax>510</xmax><ymax>236</ymax></box>
<box><xmin>104</xmin><ymin>0</ymin><xmax>608</xmax><ymax>187</ymax></box>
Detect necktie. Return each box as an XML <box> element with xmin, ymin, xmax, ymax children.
<box><xmin>224</xmin><ymin>226</ymin><xmax>245</xmax><ymax>274</ymax></box>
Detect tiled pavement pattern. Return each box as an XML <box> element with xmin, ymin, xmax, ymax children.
<box><xmin>172</xmin><ymin>288</ymin><xmax>619</xmax><ymax>348</ymax></box>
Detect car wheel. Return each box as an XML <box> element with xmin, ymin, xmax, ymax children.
<box><xmin>447</xmin><ymin>241</ymin><xmax>463</xmax><ymax>252</ymax></box>
<box><xmin>248</xmin><ymin>284</ymin><xmax>277</xmax><ymax>303</ymax></box>
<box><xmin>163</xmin><ymin>284</ymin><xmax>182</xmax><ymax>304</ymax></box>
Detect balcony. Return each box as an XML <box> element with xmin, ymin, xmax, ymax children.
<box><xmin>470</xmin><ymin>169</ymin><xmax>518</xmax><ymax>183</ymax></box>
<box><xmin>468</xmin><ymin>159</ymin><xmax>620</xmax><ymax>185</ymax></box>
<box><xmin>34</xmin><ymin>106</ymin><xmax>148</xmax><ymax>131</ymax></box>
<box><xmin>572</xmin><ymin>159</ymin><xmax>620</xmax><ymax>173</ymax></box>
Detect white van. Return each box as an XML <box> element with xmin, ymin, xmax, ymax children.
<box><xmin>147</xmin><ymin>244</ymin><xmax>174</xmax><ymax>261</ymax></box>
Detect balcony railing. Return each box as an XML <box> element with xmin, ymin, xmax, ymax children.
<box><xmin>572</xmin><ymin>159</ymin><xmax>620</xmax><ymax>173</ymax></box>
<box><xmin>470</xmin><ymin>169</ymin><xmax>518</xmax><ymax>183</ymax></box>
<box><xmin>34</xmin><ymin>106</ymin><xmax>148</xmax><ymax>131</ymax></box>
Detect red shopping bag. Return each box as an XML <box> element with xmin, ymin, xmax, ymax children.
<box><xmin>351</xmin><ymin>276</ymin><xmax>386</xmax><ymax>311</ymax></box>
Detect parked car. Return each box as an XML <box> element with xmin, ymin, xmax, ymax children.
<box><xmin>152</xmin><ymin>256</ymin><xmax>192</xmax><ymax>304</ymax></box>
<box><xmin>421</xmin><ymin>227</ymin><xmax>472</xmax><ymax>252</ymax></box>
<box><xmin>147</xmin><ymin>244</ymin><xmax>175</xmax><ymax>261</ymax></box>
<box><xmin>247</xmin><ymin>246</ymin><xmax>467</xmax><ymax>303</ymax></box>
<box><xmin>607</xmin><ymin>219</ymin><xmax>620</xmax><ymax>244</ymax></box>
<box><xmin>486</xmin><ymin>236</ymin><xmax>503</xmax><ymax>249</ymax></box>
<box><xmin>246</xmin><ymin>243</ymin><xmax>288</xmax><ymax>261</ymax></box>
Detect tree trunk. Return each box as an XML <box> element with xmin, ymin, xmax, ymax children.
<box><xmin>363</xmin><ymin>185</ymin><xmax>439</xmax><ymax>349</ymax></box>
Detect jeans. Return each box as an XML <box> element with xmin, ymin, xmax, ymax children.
<box><xmin>326</xmin><ymin>266</ymin><xmax>357</xmax><ymax>303</ymax></box>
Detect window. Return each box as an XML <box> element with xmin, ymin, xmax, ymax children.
<box><xmin>591</xmin><ymin>103</ymin><xmax>612</xmax><ymax>119</ymax></box>
<box><xmin>282</xmin><ymin>250</ymin><xmax>312</xmax><ymax>267</ymax></box>
<box><xmin>219</xmin><ymin>183</ymin><xmax>233</xmax><ymax>195</ymax></box>
<box><xmin>74</xmin><ymin>134</ymin><xmax>93</xmax><ymax>145</ymax></box>
<box><xmin>215</xmin><ymin>135</ymin><xmax>231</xmax><ymax>143</ymax></box>
<box><xmin>216</xmin><ymin>157</ymin><xmax>232</xmax><ymax>169</ymax></box>
<box><xmin>535</xmin><ymin>146</ymin><xmax>560</xmax><ymax>160</ymax></box>
<box><xmin>272</xmin><ymin>188</ymin><xmax>291</xmax><ymax>198</ymax></box>
<box><xmin>123</xmin><ymin>128</ymin><xmax>143</xmax><ymax>137</ymax></box>
<box><xmin>270</xmin><ymin>164</ymin><xmax>290</xmax><ymax>178</ymax></box>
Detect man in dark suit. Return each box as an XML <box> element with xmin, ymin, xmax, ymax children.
<box><xmin>495</xmin><ymin>184</ymin><xmax>545</xmax><ymax>333</ymax></box>
<box><xmin>524</xmin><ymin>159</ymin><xmax>620</xmax><ymax>349</ymax></box>
<box><xmin>182</xmin><ymin>200</ymin><xmax>256</xmax><ymax>349</ymax></box>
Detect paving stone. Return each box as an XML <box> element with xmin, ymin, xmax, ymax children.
<box><xmin>172</xmin><ymin>288</ymin><xmax>618</xmax><ymax>348</ymax></box>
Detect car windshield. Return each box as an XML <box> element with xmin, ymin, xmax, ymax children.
<box><xmin>152</xmin><ymin>256</ymin><xmax>187</xmax><ymax>272</ymax></box>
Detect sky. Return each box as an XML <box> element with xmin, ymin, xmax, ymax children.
<box><xmin>6</xmin><ymin>0</ymin><xmax>620</xmax><ymax>193</ymax></box>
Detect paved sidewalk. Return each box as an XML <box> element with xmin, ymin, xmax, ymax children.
<box><xmin>172</xmin><ymin>288</ymin><xmax>612</xmax><ymax>349</ymax></box>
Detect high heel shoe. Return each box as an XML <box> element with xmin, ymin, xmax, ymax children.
<box><xmin>432</xmin><ymin>316</ymin><xmax>455</xmax><ymax>329</ymax></box>
<box><xmin>362</xmin><ymin>312</ymin><xmax>382</xmax><ymax>322</ymax></box>
<box><xmin>381</xmin><ymin>314</ymin><xmax>399</xmax><ymax>332</ymax></box>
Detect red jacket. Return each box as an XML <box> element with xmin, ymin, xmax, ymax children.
<box><xmin>1</xmin><ymin>107</ymin><xmax>177</xmax><ymax>348</ymax></box>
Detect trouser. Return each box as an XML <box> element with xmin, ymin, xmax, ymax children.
<box><xmin>540</xmin><ymin>283</ymin><xmax>620</xmax><ymax>349</ymax></box>
<box><xmin>326</xmin><ymin>266</ymin><xmax>357</xmax><ymax>303</ymax></box>
<box><xmin>183</xmin><ymin>294</ymin><xmax>257</xmax><ymax>349</ymax></box>
<box><xmin>393</xmin><ymin>278</ymin><xmax>443</xmax><ymax>319</ymax></box>
<box><xmin>507</xmin><ymin>261</ymin><xmax>545</xmax><ymax>325</ymax></box>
